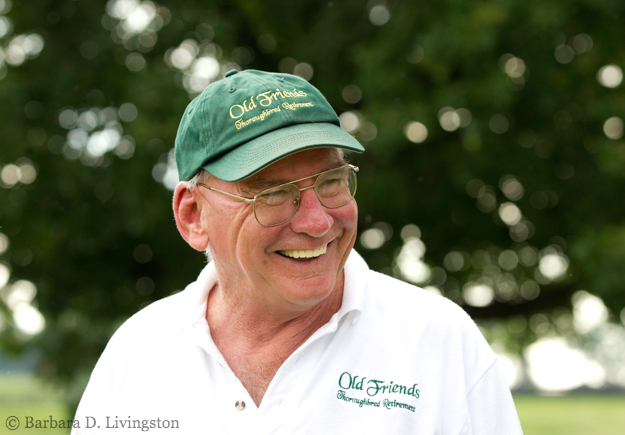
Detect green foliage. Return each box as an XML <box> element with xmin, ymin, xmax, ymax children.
<box><xmin>1</xmin><ymin>0</ymin><xmax>624</xmax><ymax>394</ymax></box>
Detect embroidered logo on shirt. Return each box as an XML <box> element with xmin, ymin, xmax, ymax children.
<box><xmin>336</xmin><ymin>371</ymin><xmax>420</xmax><ymax>412</ymax></box>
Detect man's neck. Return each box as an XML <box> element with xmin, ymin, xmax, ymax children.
<box><xmin>205</xmin><ymin>272</ymin><xmax>345</xmax><ymax>406</ymax></box>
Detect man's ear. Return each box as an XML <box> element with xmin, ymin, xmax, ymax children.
<box><xmin>173</xmin><ymin>182</ymin><xmax>210</xmax><ymax>251</ymax></box>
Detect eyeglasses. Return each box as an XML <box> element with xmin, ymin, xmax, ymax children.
<box><xmin>198</xmin><ymin>164</ymin><xmax>359</xmax><ymax>227</ymax></box>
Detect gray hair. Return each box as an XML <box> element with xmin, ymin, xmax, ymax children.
<box><xmin>186</xmin><ymin>168</ymin><xmax>212</xmax><ymax>190</ymax></box>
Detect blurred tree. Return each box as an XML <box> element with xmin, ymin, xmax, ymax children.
<box><xmin>0</xmin><ymin>0</ymin><xmax>624</xmax><ymax>405</ymax></box>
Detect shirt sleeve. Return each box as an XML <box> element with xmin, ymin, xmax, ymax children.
<box><xmin>71</xmin><ymin>343</ymin><xmax>119</xmax><ymax>434</ymax></box>
<box><xmin>466</xmin><ymin>358</ymin><xmax>524</xmax><ymax>435</ymax></box>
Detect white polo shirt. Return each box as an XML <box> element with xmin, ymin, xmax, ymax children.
<box><xmin>73</xmin><ymin>251</ymin><xmax>523</xmax><ymax>434</ymax></box>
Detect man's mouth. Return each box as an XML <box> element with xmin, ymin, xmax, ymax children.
<box><xmin>278</xmin><ymin>244</ymin><xmax>328</xmax><ymax>259</ymax></box>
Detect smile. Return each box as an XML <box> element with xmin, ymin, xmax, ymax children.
<box><xmin>278</xmin><ymin>244</ymin><xmax>327</xmax><ymax>259</ymax></box>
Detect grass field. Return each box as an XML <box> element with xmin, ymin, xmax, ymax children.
<box><xmin>0</xmin><ymin>374</ymin><xmax>69</xmax><ymax>434</ymax></box>
<box><xmin>1</xmin><ymin>374</ymin><xmax>624</xmax><ymax>434</ymax></box>
<box><xmin>514</xmin><ymin>395</ymin><xmax>625</xmax><ymax>435</ymax></box>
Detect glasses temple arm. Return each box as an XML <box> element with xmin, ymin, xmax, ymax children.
<box><xmin>197</xmin><ymin>183</ymin><xmax>256</xmax><ymax>204</ymax></box>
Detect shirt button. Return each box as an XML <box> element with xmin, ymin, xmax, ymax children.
<box><xmin>235</xmin><ymin>400</ymin><xmax>246</xmax><ymax>411</ymax></box>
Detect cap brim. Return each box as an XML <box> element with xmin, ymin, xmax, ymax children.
<box><xmin>202</xmin><ymin>123</ymin><xmax>364</xmax><ymax>181</ymax></box>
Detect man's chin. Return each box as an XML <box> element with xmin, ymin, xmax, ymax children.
<box><xmin>271</xmin><ymin>274</ymin><xmax>340</xmax><ymax>306</ymax></box>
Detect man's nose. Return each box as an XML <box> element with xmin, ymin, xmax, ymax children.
<box><xmin>289</xmin><ymin>187</ymin><xmax>332</xmax><ymax>237</ymax></box>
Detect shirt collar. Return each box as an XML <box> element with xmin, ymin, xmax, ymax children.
<box><xmin>336</xmin><ymin>249</ymin><xmax>368</xmax><ymax>325</ymax></box>
<box><xmin>184</xmin><ymin>260</ymin><xmax>218</xmax><ymax>328</ymax></box>
<box><xmin>181</xmin><ymin>249</ymin><xmax>369</xmax><ymax>328</ymax></box>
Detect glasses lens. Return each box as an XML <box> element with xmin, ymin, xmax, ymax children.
<box><xmin>315</xmin><ymin>166</ymin><xmax>357</xmax><ymax>208</ymax></box>
<box><xmin>254</xmin><ymin>184</ymin><xmax>299</xmax><ymax>226</ymax></box>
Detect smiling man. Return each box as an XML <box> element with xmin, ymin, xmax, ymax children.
<box><xmin>73</xmin><ymin>70</ymin><xmax>523</xmax><ymax>434</ymax></box>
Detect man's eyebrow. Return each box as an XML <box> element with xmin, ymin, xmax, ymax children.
<box><xmin>241</xmin><ymin>177</ymin><xmax>286</xmax><ymax>192</ymax></box>
<box><xmin>242</xmin><ymin>162</ymin><xmax>346</xmax><ymax>193</ymax></box>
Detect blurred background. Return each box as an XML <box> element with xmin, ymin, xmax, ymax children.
<box><xmin>1</xmin><ymin>0</ymin><xmax>624</xmax><ymax>433</ymax></box>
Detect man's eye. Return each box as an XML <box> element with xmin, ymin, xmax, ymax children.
<box><xmin>317</xmin><ymin>177</ymin><xmax>344</xmax><ymax>194</ymax></box>
<box><xmin>257</xmin><ymin>188</ymin><xmax>292</xmax><ymax>206</ymax></box>
<box><xmin>320</xmin><ymin>177</ymin><xmax>342</xmax><ymax>187</ymax></box>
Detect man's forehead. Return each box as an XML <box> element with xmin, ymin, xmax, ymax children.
<box><xmin>240</xmin><ymin>148</ymin><xmax>345</xmax><ymax>189</ymax></box>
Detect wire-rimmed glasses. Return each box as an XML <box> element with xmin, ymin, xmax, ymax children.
<box><xmin>198</xmin><ymin>164</ymin><xmax>359</xmax><ymax>227</ymax></box>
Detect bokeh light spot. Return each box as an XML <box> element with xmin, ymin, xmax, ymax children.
<box><xmin>169</xmin><ymin>40</ymin><xmax>196</xmax><ymax>69</ymax></box>
<box><xmin>500</xmin><ymin>54</ymin><xmax>526</xmax><ymax>78</ymax></box>
<box><xmin>444</xmin><ymin>251</ymin><xmax>465</xmax><ymax>272</ymax></box>
<box><xmin>0</xmin><ymin>0</ymin><xmax>12</xmax><ymax>14</ymax></box>
<box><xmin>339</xmin><ymin>111</ymin><xmax>359</xmax><ymax>133</ymax></box>
<box><xmin>525</xmin><ymin>337</ymin><xmax>606</xmax><ymax>392</ymax></box>
<box><xmin>404</xmin><ymin>121</ymin><xmax>428</xmax><ymax>143</ymax></box>
<box><xmin>341</xmin><ymin>84</ymin><xmax>362</xmax><ymax>104</ymax></box>
<box><xmin>438</xmin><ymin>107</ymin><xmax>461</xmax><ymax>132</ymax></box>
<box><xmin>0</xmin><ymin>16</ymin><xmax>13</xmax><ymax>38</ymax></box>
<box><xmin>400</xmin><ymin>224</ymin><xmax>421</xmax><ymax>241</ymax></box>
<box><xmin>597</xmin><ymin>64</ymin><xmax>622</xmax><ymax>88</ymax></box>
<box><xmin>136</xmin><ymin>276</ymin><xmax>155</xmax><ymax>296</ymax></box>
<box><xmin>58</xmin><ymin>108</ymin><xmax>78</xmax><ymax>129</ymax></box>
<box><xmin>18</xmin><ymin>161</ymin><xmax>37</xmax><ymax>184</ymax></box>
<box><xmin>293</xmin><ymin>62</ymin><xmax>314</xmax><ymax>81</ymax></box>
<box><xmin>573</xmin><ymin>291</ymin><xmax>608</xmax><ymax>333</ymax></box>
<box><xmin>133</xmin><ymin>244</ymin><xmax>153</xmax><ymax>263</ymax></box>
<box><xmin>358</xmin><ymin>121</ymin><xmax>377</xmax><ymax>141</ymax></box>
<box><xmin>538</xmin><ymin>249</ymin><xmax>569</xmax><ymax>281</ymax></box>
<box><xmin>1</xmin><ymin>164</ymin><xmax>20</xmax><ymax>187</ymax></box>
<box><xmin>396</xmin><ymin>237</ymin><xmax>430</xmax><ymax>284</ymax></box>
<box><xmin>152</xmin><ymin>149</ymin><xmax>178</xmax><ymax>190</ymax></box>
<box><xmin>476</xmin><ymin>186</ymin><xmax>497</xmax><ymax>212</ymax></box>
<box><xmin>489</xmin><ymin>114</ymin><xmax>509</xmax><ymax>134</ymax></box>
<box><xmin>554</xmin><ymin>44</ymin><xmax>574</xmax><ymax>64</ymax></box>
<box><xmin>360</xmin><ymin>228</ymin><xmax>385</xmax><ymax>249</ymax></box>
<box><xmin>520</xmin><ymin>279</ymin><xmax>540</xmax><ymax>300</ymax></box>
<box><xmin>126</xmin><ymin>52</ymin><xmax>146</xmax><ymax>72</ymax></box>
<box><xmin>463</xmin><ymin>283</ymin><xmax>494</xmax><ymax>307</ymax></box>
<box><xmin>518</xmin><ymin>245</ymin><xmax>538</xmax><ymax>267</ymax></box>
<box><xmin>510</xmin><ymin>220</ymin><xmax>532</xmax><ymax>242</ymax></box>
<box><xmin>369</xmin><ymin>5</ymin><xmax>390</xmax><ymax>26</ymax></box>
<box><xmin>499</xmin><ymin>202</ymin><xmax>522</xmax><ymax>226</ymax></box>
<box><xmin>0</xmin><ymin>262</ymin><xmax>9</xmax><ymax>287</ymax></box>
<box><xmin>499</xmin><ymin>175</ymin><xmax>524</xmax><ymax>201</ymax></box>
<box><xmin>278</xmin><ymin>57</ymin><xmax>297</xmax><ymax>74</ymax></box>
<box><xmin>119</xmin><ymin>102</ymin><xmax>138</xmax><ymax>122</ymax></box>
<box><xmin>603</xmin><ymin>116</ymin><xmax>623</xmax><ymax>139</ymax></box>
<box><xmin>13</xmin><ymin>304</ymin><xmax>45</xmax><ymax>335</ymax></box>
<box><xmin>498</xmin><ymin>250</ymin><xmax>519</xmax><ymax>270</ymax></box>
<box><xmin>455</xmin><ymin>108</ymin><xmax>472</xmax><ymax>127</ymax></box>
<box><xmin>571</xmin><ymin>33</ymin><xmax>593</xmax><ymax>54</ymax></box>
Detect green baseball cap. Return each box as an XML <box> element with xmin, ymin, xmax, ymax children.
<box><xmin>174</xmin><ymin>69</ymin><xmax>365</xmax><ymax>182</ymax></box>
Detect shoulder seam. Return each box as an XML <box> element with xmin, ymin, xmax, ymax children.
<box><xmin>466</xmin><ymin>355</ymin><xmax>498</xmax><ymax>396</ymax></box>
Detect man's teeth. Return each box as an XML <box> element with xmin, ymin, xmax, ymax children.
<box><xmin>279</xmin><ymin>244</ymin><xmax>327</xmax><ymax>259</ymax></box>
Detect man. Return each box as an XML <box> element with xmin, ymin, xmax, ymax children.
<box><xmin>74</xmin><ymin>70</ymin><xmax>523</xmax><ymax>434</ymax></box>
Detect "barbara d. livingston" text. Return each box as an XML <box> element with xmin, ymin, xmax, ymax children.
<box><xmin>22</xmin><ymin>415</ymin><xmax>179</xmax><ymax>431</ymax></box>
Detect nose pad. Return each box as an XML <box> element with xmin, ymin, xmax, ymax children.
<box><xmin>289</xmin><ymin>188</ymin><xmax>332</xmax><ymax>237</ymax></box>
